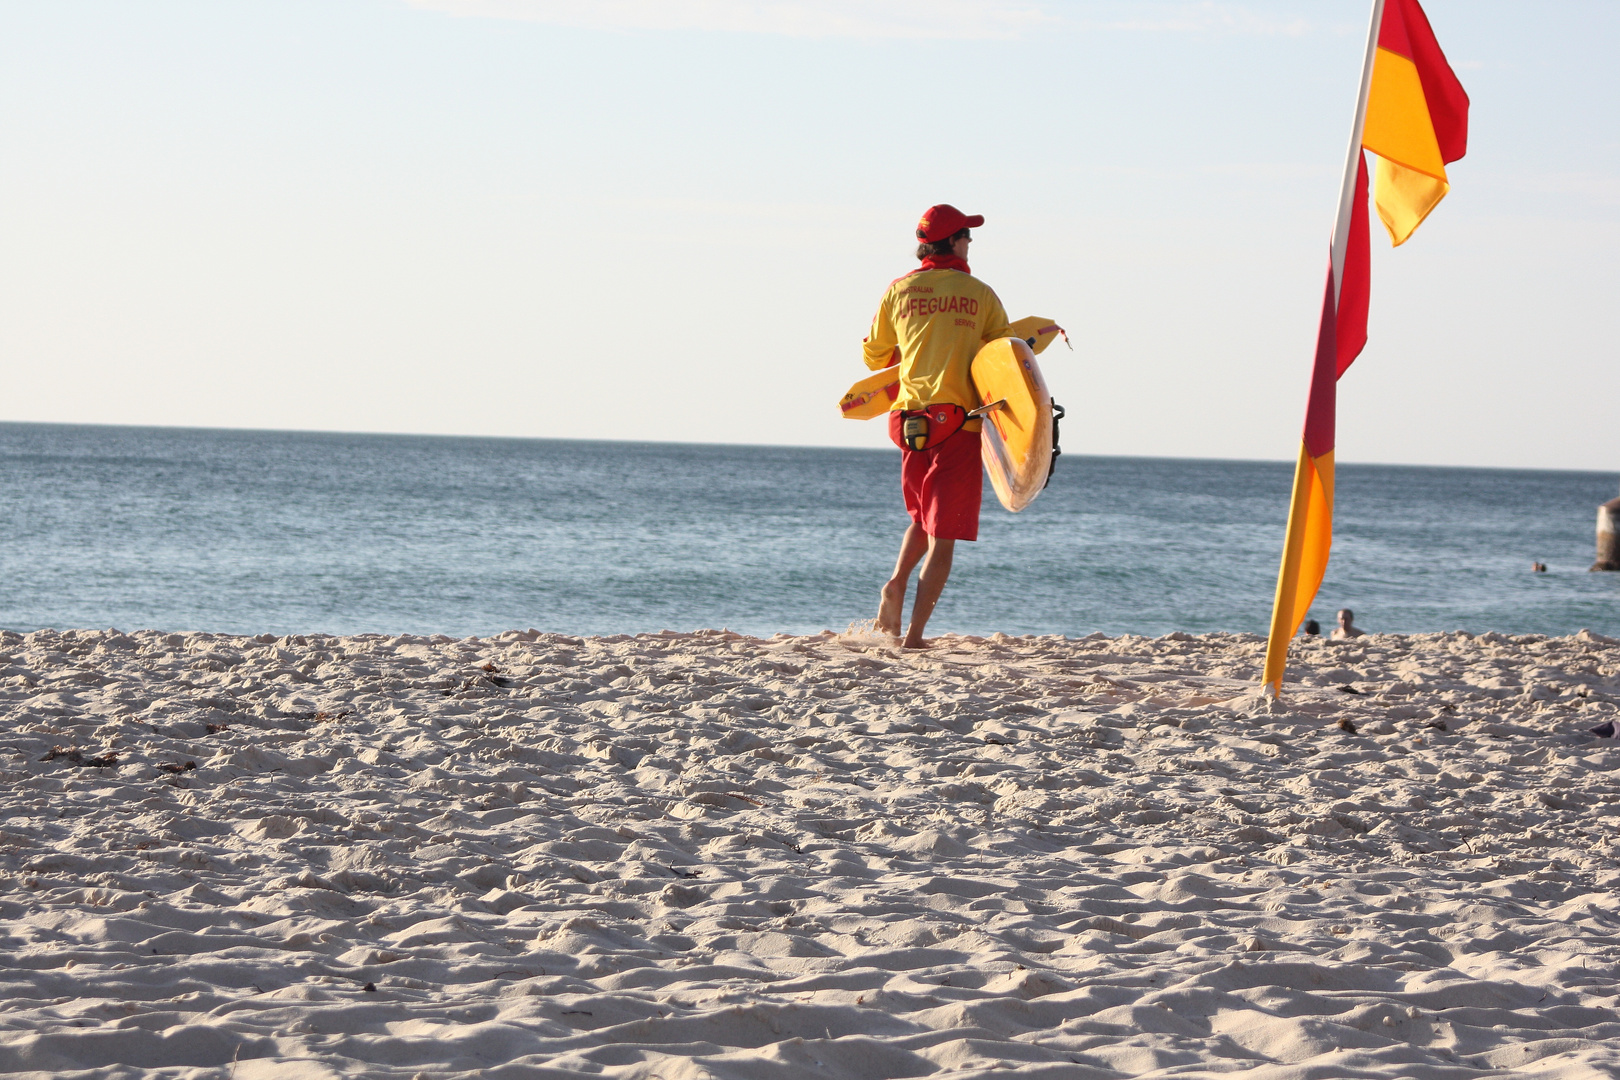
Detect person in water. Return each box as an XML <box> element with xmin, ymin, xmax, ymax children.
<box><xmin>1301</xmin><ymin>619</ymin><xmax>1321</xmax><ymax>637</ymax></box>
<box><xmin>863</xmin><ymin>204</ymin><xmax>1016</xmax><ymax>648</ymax></box>
<box><xmin>1332</xmin><ymin>608</ymin><xmax>1365</xmax><ymax>639</ymax></box>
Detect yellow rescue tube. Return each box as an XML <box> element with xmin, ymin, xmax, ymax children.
<box><xmin>838</xmin><ymin>316</ymin><xmax>1064</xmax><ymax>420</ymax></box>
<box><xmin>838</xmin><ymin>367</ymin><xmax>899</xmax><ymax>421</ymax></box>
<box><xmin>1007</xmin><ymin>316</ymin><xmax>1068</xmax><ymax>355</ymax></box>
<box><xmin>972</xmin><ymin>336</ymin><xmax>1053</xmax><ymax>513</ymax></box>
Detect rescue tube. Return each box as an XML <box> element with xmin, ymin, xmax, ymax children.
<box><xmin>838</xmin><ymin>366</ymin><xmax>900</xmax><ymax>421</ymax></box>
<box><xmin>838</xmin><ymin>316</ymin><xmax>1065</xmax><ymax>420</ymax></box>
<box><xmin>971</xmin><ymin>336</ymin><xmax>1055</xmax><ymax>513</ymax></box>
<box><xmin>1006</xmin><ymin>316</ymin><xmax>1068</xmax><ymax>355</ymax></box>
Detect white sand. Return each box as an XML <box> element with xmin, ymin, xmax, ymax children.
<box><xmin>2</xmin><ymin>626</ymin><xmax>1619</xmax><ymax>1079</ymax></box>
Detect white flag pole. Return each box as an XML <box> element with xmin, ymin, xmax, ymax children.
<box><xmin>1331</xmin><ymin>0</ymin><xmax>1386</xmax><ymax>302</ymax></box>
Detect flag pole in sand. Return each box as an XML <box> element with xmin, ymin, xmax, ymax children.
<box><xmin>1260</xmin><ymin>0</ymin><xmax>1384</xmax><ymax>698</ymax></box>
<box><xmin>1262</xmin><ymin>0</ymin><xmax>1471</xmax><ymax>695</ymax></box>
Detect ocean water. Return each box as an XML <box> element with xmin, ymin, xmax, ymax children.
<box><xmin>2</xmin><ymin>421</ymin><xmax>1616</xmax><ymax>639</ymax></box>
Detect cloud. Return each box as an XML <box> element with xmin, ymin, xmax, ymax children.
<box><xmin>401</xmin><ymin>0</ymin><xmax>1325</xmax><ymax>40</ymax></box>
<box><xmin>402</xmin><ymin>0</ymin><xmax>1057</xmax><ymax>40</ymax></box>
<box><xmin>1089</xmin><ymin>2</ymin><xmax>1312</xmax><ymax>37</ymax></box>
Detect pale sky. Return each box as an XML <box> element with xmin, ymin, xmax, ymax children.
<box><xmin>1</xmin><ymin>1</ymin><xmax>1615</xmax><ymax>469</ymax></box>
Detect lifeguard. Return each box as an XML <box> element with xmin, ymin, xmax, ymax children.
<box><xmin>863</xmin><ymin>204</ymin><xmax>1016</xmax><ymax>648</ymax></box>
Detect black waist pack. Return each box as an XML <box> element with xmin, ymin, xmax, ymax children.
<box><xmin>891</xmin><ymin>403</ymin><xmax>967</xmax><ymax>452</ymax></box>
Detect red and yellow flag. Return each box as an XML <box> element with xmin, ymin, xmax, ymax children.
<box><xmin>1365</xmin><ymin>0</ymin><xmax>1471</xmax><ymax>244</ymax></box>
<box><xmin>1262</xmin><ymin>0</ymin><xmax>1467</xmax><ymax>696</ymax></box>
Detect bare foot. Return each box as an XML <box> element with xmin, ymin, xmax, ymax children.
<box><xmin>877</xmin><ymin>579</ymin><xmax>905</xmax><ymax>637</ymax></box>
<box><xmin>900</xmin><ymin>633</ymin><xmax>932</xmax><ymax>650</ymax></box>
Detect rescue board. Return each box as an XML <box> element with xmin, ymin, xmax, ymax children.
<box><xmin>838</xmin><ymin>316</ymin><xmax>1066</xmax><ymax>421</ymax></box>
<box><xmin>970</xmin><ymin>336</ymin><xmax>1056</xmax><ymax>513</ymax></box>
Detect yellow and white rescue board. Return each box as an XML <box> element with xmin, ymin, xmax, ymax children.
<box><xmin>838</xmin><ymin>316</ymin><xmax>1065</xmax><ymax>421</ymax></box>
<box><xmin>971</xmin><ymin>336</ymin><xmax>1053</xmax><ymax>513</ymax></box>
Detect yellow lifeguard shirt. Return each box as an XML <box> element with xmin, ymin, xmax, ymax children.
<box><xmin>861</xmin><ymin>266</ymin><xmax>1014</xmax><ymax>416</ymax></box>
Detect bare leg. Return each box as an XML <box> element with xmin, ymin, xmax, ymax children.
<box><xmin>902</xmin><ymin>535</ymin><xmax>955</xmax><ymax>649</ymax></box>
<box><xmin>878</xmin><ymin>524</ymin><xmax>929</xmax><ymax>637</ymax></box>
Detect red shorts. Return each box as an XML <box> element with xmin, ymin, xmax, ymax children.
<box><xmin>889</xmin><ymin>412</ymin><xmax>983</xmax><ymax>541</ymax></box>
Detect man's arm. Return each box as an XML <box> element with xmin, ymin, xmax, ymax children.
<box><xmin>862</xmin><ymin>290</ymin><xmax>901</xmax><ymax>371</ymax></box>
<box><xmin>978</xmin><ymin>286</ymin><xmax>1015</xmax><ymax>344</ymax></box>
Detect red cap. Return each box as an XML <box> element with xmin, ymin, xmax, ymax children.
<box><xmin>916</xmin><ymin>204</ymin><xmax>984</xmax><ymax>243</ymax></box>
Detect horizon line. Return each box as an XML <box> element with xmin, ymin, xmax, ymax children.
<box><xmin>0</xmin><ymin>417</ymin><xmax>1614</xmax><ymax>478</ymax></box>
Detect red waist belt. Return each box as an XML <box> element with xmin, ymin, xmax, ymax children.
<box><xmin>890</xmin><ymin>403</ymin><xmax>967</xmax><ymax>452</ymax></box>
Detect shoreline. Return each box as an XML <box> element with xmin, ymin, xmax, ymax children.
<box><xmin>2</xmin><ymin>627</ymin><xmax>1618</xmax><ymax>1076</ymax></box>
